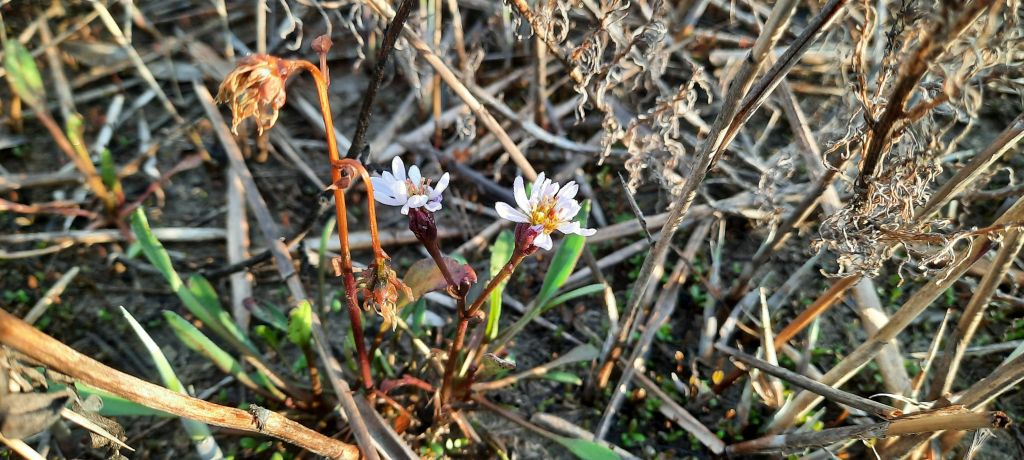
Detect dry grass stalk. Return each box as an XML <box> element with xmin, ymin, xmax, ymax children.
<box><xmin>853</xmin><ymin>0</ymin><xmax>997</xmax><ymax>199</ymax></box>
<box><xmin>928</xmin><ymin>229</ymin><xmax>1024</xmax><ymax>400</ymax></box>
<box><xmin>361</xmin><ymin>0</ymin><xmax>538</xmax><ymax>180</ymax></box>
<box><xmin>599</xmin><ymin>0</ymin><xmax>800</xmax><ymax>394</ymax></box>
<box><xmin>716</xmin><ymin>344</ymin><xmax>901</xmax><ymax>420</ymax></box>
<box><xmin>883</xmin><ymin>352</ymin><xmax>1024</xmax><ymax>457</ymax></box>
<box><xmin>0</xmin><ymin>309</ymin><xmax>360</xmax><ymax>459</ymax></box>
<box><xmin>728</xmin><ymin>407</ymin><xmax>1009</xmax><ymax>456</ymax></box>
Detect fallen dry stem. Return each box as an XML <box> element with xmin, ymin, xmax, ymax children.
<box><xmin>929</xmin><ymin>229</ymin><xmax>1024</xmax><ymax>399</ymax></box>
<box><xmin>727</xmin><ymin>408</ymin><xmax>1009</xmax><ymax>456</ymax></box>
<box><xmin>0</xmin><ymin>309</ymin><xmax>359</xmax><ymax>459</ymax></box>
<box><xmin>716</xmin><ymin>344</ymin><xmax>901</xmax><ymax>420</ymax></box>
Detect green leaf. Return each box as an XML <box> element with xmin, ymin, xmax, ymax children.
<box><xmin>536</xmin><ymin>200</ymin><xmax>591</xmax><ymax>307</ymax></box>
<box><xmin>249</xmin><ymin>301</ymin><xmax>289</xmax><ymax>332</ymax></box>
<box><xmin>541</xmin><ymin>371</ymin><xmax>583</xmax><ymax>385</ymax></box>
<box><xmin>163</xmin><ymin>311</ymin><xmax>267</xmax><ymax>393</ymax></box>
<box><xmin>99</xmin><ymin>148</ymin><xmax>122</xmax><ymax>198</ymax></box>
<box><xmin>131</xmin><ymin>208</ymin><xmax>256</xmax><ymax>356</ymax></box>
<box><xmin>3</xmin><ymin>39</ymin><xmax>44</xmax><ymax>106</ymax></box>
<box><xmin>49</xmin><ymin>382</ymin><xmax>172</xmax><ymax>417</ymax></box>
<box><xmin>65</xmin><ymin>114</ymin><xmax>92</xmax><ymax>162</ymax></box>
<box><xmin>287</xmin><ymin>300</ymin><xmax>313</xmax><ymax>348</ymax></box>
<box><xmin>486</xmin><ymin>230</ymin><xmax>514</xmax><ymax>340</ymax></box>
<box><xmin>120</xmin><ymin>307</ymin><xmax>224</xmax><ymax>459</ymax></box>
<box><xmin>543</xmin><ymin>283</ymin><xmax>604</xmax><ymax>310</ymax></box>
<box><xmin>188</xmin><ymin>274</ymin><xmax>257</xmax><ymax>353</ymax></box>
<box><xmin>555</xmin><ymin>437</ymin><xmax>620</xmax><ymax>460</ymax></box>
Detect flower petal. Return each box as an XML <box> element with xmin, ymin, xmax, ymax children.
<box><xmin>392</xmin><ymin>157</ymin><xmax>406</xmax><ymax>181</ymax></box>
<box><xmin>557</xmin><ymin>221</ymin><xmax>581</xmax><ymax>235</ymax></box>
<box><xmin>432</xmin><ymin>172</ymin><xmax>450</xmax><ymax>197</ymax></box>
<box><xmin>534</xmin><ymin>232</ymin><xmax>553</xmax><ymax>250</ymax></box>
<box><xmin>495</xmin><ymin>202</ymin><xmax>530</xmax><ymax>223</ymax></box>
<box><xmin>544</xmin><ymin>180</ymin><xmax>561</xmax><ymax>199</ymax></box>
<box><xmin>425</xmin><ymin>200</ymin><xmax>442</xmax><ymax>212</ymax></box>
<box><xmin>370</xmin><ymin>176</ymin><xmax>392</xmax><ymax>194</ymax></box>
<box><xmin>375</xmin><ymin>194</ymin><xmax>406</xmax><ymax>206</ymax></box>
<box><xmin>529</xmin><ymin>172</ymin><xmax>546</xmax><ymax>202</ymax></box>
<box><xmin>513</xmin><ymin>176</ymin><xmax>531</xmax><ymax>212</ymax></box>
<box><xmin>406</xmin><ymin>195</ymin><xmax>429</xmax><ymax>209</ymax></box>
<box><xmin>575</xmin><ymin>227</ymin><xmax>597</xmax><ymax>236</ymax></box>
<box><xmin>556</xmin><ymin>181</ymin><xmax>579</xmax><ymax>200</ymax></box>
<box><xmin>392</xmin><ymin>181</ymin><xmax>410</xmax><ymax>200</ymax></box>
<box><xmin>408</xmin><ymin>165</ymin><xmax>421</xmax><ymax>184</ymax></box>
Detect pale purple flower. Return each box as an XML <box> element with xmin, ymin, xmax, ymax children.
<box><xmin>495</xmin><ymin>173</ymin><xmax>596</xmax><ymax>251</ymax></box>
<box><xmin>370</xmin><ymin>157</ymin><xmax>450</xmax><ymax>215</ymax></box>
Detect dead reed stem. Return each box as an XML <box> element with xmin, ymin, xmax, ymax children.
<box><xmin>0</xmin><ymin>309</ymin><xmax>359</xmax><ymax>459</ymax></box>
<box><xmin>728</xmin><ymin>408</ymin><xmax>1009</xmax><ymax>456</ymax></box>
<box><xmin>716</xmin><ymin>344</ymin><xmax>901</xmax><ymax>420</ymax></box>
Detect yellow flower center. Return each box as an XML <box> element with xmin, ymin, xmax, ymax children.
<box><xmin>404</xmin><ymin>178</ymin><xmax>430</xmax><ymax>196</ymax></box>
<box><xmin>528</xmin><ymin>197</ymin><xmax>561</xmax><ymax>234</ymax></box>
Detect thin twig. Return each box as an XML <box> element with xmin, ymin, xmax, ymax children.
<box><xmin>348</xmin><ymin>0</ymin><xmax>414</xmax><ymax>161</ymax></box>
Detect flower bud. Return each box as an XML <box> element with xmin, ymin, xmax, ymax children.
<box><xmin>513</xmin><ymin>223</ymin><xmax>542</xmax><ymax>257</ymax></box>
<box><xmin>408</xmin><ymin>207</ymin><xmax>438</xmax><ymax>246</ymax></box>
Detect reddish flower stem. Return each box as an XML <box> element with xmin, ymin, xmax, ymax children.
<box><xmin>438</xmin><ymin>252</ymin><xmax>525</xmax><ymax>407</ymax></box>
<box><xmin>294</xmin><ymin>60</ymin><xmax>375</xmax><ymax>390</ymax></box>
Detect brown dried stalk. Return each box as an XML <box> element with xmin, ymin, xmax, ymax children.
<box><xmin>716</xmin><ymin>344</ymin><xmax>901</xmax><ymax>420</ymax></box>
<box><xmin>360</xmin><ymin>0</ymin><xmax>538</xmax><ymax>180</ymax></box>
<box><xmin>728</xmin><ymin>408</ymin><xmax>1009</xmax><ymax>456</ymax></box>
<box><xmin>0</xmin><ymin>309</ymin><xmax>359</xmax><ymax>459</ymax></box>
<box><xmin>195</xmin><ymin>82</ymin><xmax>382</xmax><ymax>460</ymax></box>
<box><xmin>713</xmin><ymin>275</ymin><xmax>859</xmax><ymax>394</ymax></box>
<box><xmin>854</xmin><ymin>0</ymin><xmax>996</xmax><ymax>199</ymax></box>
<box><xmin>928</xmin><ymin>229</ymin><xmax>1024</xmax><ymax>400</ymax></box>
<box><xmin>594</xmin><ymin>0</ymin><xmax>801</xmax><ymax>399</ymax></box>
<box><xmin>884</xmin><ymin>353</ymin><xmax>1024</xmax><ymax>456</ymax></box>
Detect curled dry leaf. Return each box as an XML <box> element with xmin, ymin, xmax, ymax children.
<box><xmin>403</xmin><ymin>257</ymin><xmax>477</xmax><ymax>299</ymax></box>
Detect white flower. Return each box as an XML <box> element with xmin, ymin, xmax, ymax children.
<box><xmin>371</xmin><ymin>157</ymin><xmax>450</xmax><ymax>215</ymax></box>
<box><xmin>495</xmin><ymin>172</ymin><xmax>597</xmax><ymax>250</ymax></box>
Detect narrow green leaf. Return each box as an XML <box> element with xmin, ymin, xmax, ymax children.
<box><xmin>543</xmin><ymin>283</ymin><xmax>605</xmax><ymax>311</ymax></box>
<box><xmin>486</xmin><ymin>230</ymin><xmax>514</xmax><ymax>340</ymax></box>
<box><xmin>56</xmin><ymin>383</ymin><xmax>172</xmax><ymax>417</ymax></box>
<box><xmin>131</xmin><ymin>208</ymin><xmax>256</xmax><ymax>356</ymax></box>
<box><xmin>536</xmin><ymin>200</ymin><xmax>591</xmax><ymax>307</ymax></box>
<box><xmin>556</xmin><ymin>437</ymin><xmax>620</xmax><ymax>460</ymax></box>
<box><xmin>541</xmin><ymin>371</ymin><xmax>583</xmax><ymax>385</ymax></box>
<box><xmin>188</xmin><ymin>274</ymin><xmax>257</xmax><ymax>353</ymax></box>
<box><xmin>287</xmin><ymin>301</ymin><xmax>313</xmax><ymax>348</ymax></box>
<box><xmin>120</xmin><ymin>307</ymin><xmax>224</xmax><ymax>459</ymax></box>
<box><xmin>3</xmin><ymin>39</ymin><xmax>44</xmax><ymax>106</ymax></box>
<box><xmin>167</xmin><ymin>310</ymin><xmax>284</xmax><ymax>400</ymax></box>
<box><xmin>65</xmin><ymin>114</ymin><xmax>92</xmax><ymax>163</ymax></box>
<box><xmin>317</xmin><ymin>216</ymin><xmax>337</xmax><ymax>311</ymax></box>
<box><xmin>249</xmin><ymin>301</ymin><xmax>289</xmax><ymax>332</ymax></box>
